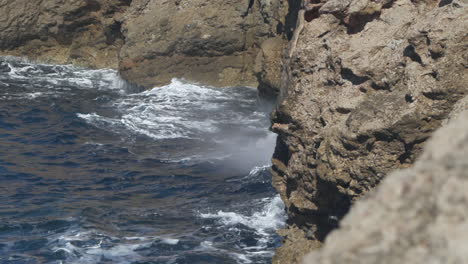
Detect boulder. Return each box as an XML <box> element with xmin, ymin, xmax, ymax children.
<box><xmin>303</xmin><ymin>109</ymin><xmax>468</xmax><ymax>263</ymax></box>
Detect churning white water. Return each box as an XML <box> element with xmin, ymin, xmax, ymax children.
<box><xmin>0</xmin><ymin>57</ymin><xmax>286</xmax><ymax>264</ymax></box>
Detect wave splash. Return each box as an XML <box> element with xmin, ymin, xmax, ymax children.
<box><xmin>198</xmin><ymin>166</ymin><xmax>287</xmax><ymax>263</ymax></box>
<box><xmin>0</xmin><ymin>56</ymin><xmax>134</xmax><ymax>96</ymax></box>
<box><xmin>77</xmin><ymin>79</ymin><xmax>268</xmax><ymax>140</ymax></box>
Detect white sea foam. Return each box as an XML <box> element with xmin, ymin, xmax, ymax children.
<box><xmin>77</xmin><ymin>78</ymin><xmax>268</xmax><ymax>141</ymax></box>
<box><xmin>198</xmin><ymin>194</ymin><xmax>286</xmax><ymax>263</ymax></box>
<box><xmin>0</xmin><ymin>57</ymin><xmax>131</xmax><ymax>96</ymax></box>
<box><xmin>199</xmin><ymin>195</ymin><xmax>286</xmax><ymax>236</ymax></box>
<box><xmin>194</xmin><ymin>165</ymin><xmax>286</xmax><ymax>264</ymax></box>
<box><xmin>160</xmin><ymin>238</ymin><xmax>180</xmax><ymax>245</ymax></box>
<box><xmin>194</xmin><ymin>241</ymin><xmax>254</xmax><ymax>264</ymax></box>
<box><xmin>27</xmin><ymin>92</ymin><xmax>44</xmax><ymax>99</ymax></box>
<box><xmin>247</xmin><ymin>165</ymin><xmax>272</xmax><ymax>178</ymax></box>
<box><xmin>0</xmin><ymin>58</ymin><xmax>273</xmax><ymax>152</ymax></box>
<box><xmin>76</xmin><ymin>113</ymin><xmax>123</xmax><ymax>129</ymax></box>
<box><xmin>50</xmin><ymin>229</ymin><xmax>181</xmax><ymax>264</ymax></box>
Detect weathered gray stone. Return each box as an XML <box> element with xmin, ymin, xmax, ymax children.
<box><xmin>303</xmin><ymin>110</ymin><xmax>468</xmax><ymax>264</ymax></box>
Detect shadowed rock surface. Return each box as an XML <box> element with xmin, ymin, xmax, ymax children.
<box><xmin>0</xmin><ymin>0</ymin><xmax>131</xmax><ymax>68</ymax></box>
<box><xmin>303</xmin><ymin>109</ymin><xmax>468</xmax><ymax>263</ymax></box>
<box><xmin>271</xmin><ymin>0</ymin><xmax>468</xmax><ymax>262</ymax></box>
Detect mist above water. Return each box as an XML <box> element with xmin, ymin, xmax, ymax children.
<box><xmin>77</xmin><ymin>78</ymin><xmax>277</xmax><ymax>168</ymax></box>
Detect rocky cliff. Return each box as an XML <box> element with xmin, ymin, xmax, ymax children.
<box><xmin>0</xmin><ymin>0</ymin><xmax>131</xmax><ymax>69</ymax></box>
<box><xmin>0</xmin><ymin>0</ymin><xmax>292</xmax><ymax>90</ymax></box>
<box><xmin>271</xmin><ymin>0</ymin><xmax>468</xmax><ymax>263</ymax></box>
<box><xmin>119</xmin><ymin>0</ymin><xmax>290</xmax><ymax>88</ymax></box>
<box><xmin>303</xmin><ymin>107</ymin><xmax>468</xmax><ymax>263</ymax></box>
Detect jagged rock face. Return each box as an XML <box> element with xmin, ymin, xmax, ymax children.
<box><xmin>0</xmin><ymin>0</ymin><xmax>131</xmax><ymax>69</ymax></box>
<box><xmin>119</xmin><ymin>0</ymin><xmax>290</xmax><ymax>88</ymax></box>
<box><xmin>303</xmin><ymin>110</ymin><xmax>468</xmax><ymax>264</ymax></box>
<box><xmin>0</xmin><ymin>0</ymin><xmax>291</xmax><ymax>89</ymax></box>
<box><xmin>271</xmin><ymin>0</ymin><xmax>468</xmax><ymax>262</ymax></box>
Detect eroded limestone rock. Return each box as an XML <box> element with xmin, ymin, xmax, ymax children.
<box><xmin>271</xmin><ymin>0</ymin><xmax>468</xmax><ymax>262</ymax></box>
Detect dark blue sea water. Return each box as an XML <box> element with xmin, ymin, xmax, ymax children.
<box><xmin>0</xmin><ymin>57</ymin><xmax>285</xmax><ymax>264</ymax></box>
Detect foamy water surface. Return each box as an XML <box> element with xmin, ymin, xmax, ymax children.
<box><xmin>0</xmin><ymin>57</ymin><xmax>286</xmax><ymax>264</ymax></box>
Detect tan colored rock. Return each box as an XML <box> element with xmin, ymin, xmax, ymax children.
<box><xmin>119</xmin><ymin>0</ymin><xmax>289</xmax><ymax>87</ymax></box>
<box><xmin>303</xmin><ymin>110</ymin><xmax>468</xmax><ymax>264</ymax></box>
<box><xmin>0</xmin><ymin>0</ymin><xmax>291</xmax><ymax>89</ymax></box>
<box><xmin>256</xmin><ymin>37</ymin><xmax>286</xmax><ymax>98</ymax></box>
<box><xmin>446</xmin><ymin>95</ymin><xmax>468</xmax><ymax>122</ymax></box>
<box><xmin>0</xmin><ymin>0</ymin><xmax>131</xmax><ymax>69</ymax></box>
<box><xmin>273</xmin><ymin>227</ymin><xmax>321</xmax><ymax>264</ymax></box>
<box><xmin>272</xmin><ymin>0</ymin><xmax>468</xmax><ymax>262</ymax></box>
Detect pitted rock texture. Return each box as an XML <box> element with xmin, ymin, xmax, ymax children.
<box><xmin>271</xmin><ymin>0</ymin><xmax>468</xmax><ymax>262</ymax></box>
<box><xmin>0</xmin><ymin>0</ymin><xmax>131</xmax><ymax>69</ymax></box>
<box><xmin>119</xmin><ymin>0</ymin><xmax>290</xmax><ymax>88</ymax></box>
<box><xmin>303</xmin><ymin>110</ymin><xmax>468</xmax><ymax>264</ymax></box>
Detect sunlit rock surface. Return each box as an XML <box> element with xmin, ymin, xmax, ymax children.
<box><xmin>304</xmin><ymin>109</ymin><xmax>468</xmax><ymax>264</ymax></box>
<box><xmin>0</xmin><ymin>0</ymin><xmax>291</xmax><ymax>90</ymax></box>
<box><xmin>271</xmin><ymin>0</ymin><xmax>468</xmax><ymax>262</ymax></box>
<box><xmin>119</xmin><ymin>0</ymin><xmax>290</xmax><ymax>88</ymax></box>
<box><xmin>0</xmin><ymin>0</ymin><xmax>130</xmax><ymax>68</ymax></box>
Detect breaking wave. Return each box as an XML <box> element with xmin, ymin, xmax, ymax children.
<box><xmin>77</xmin><ymin>79</ymin><xmax>267</xmax><ymax>140</ymax></box>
